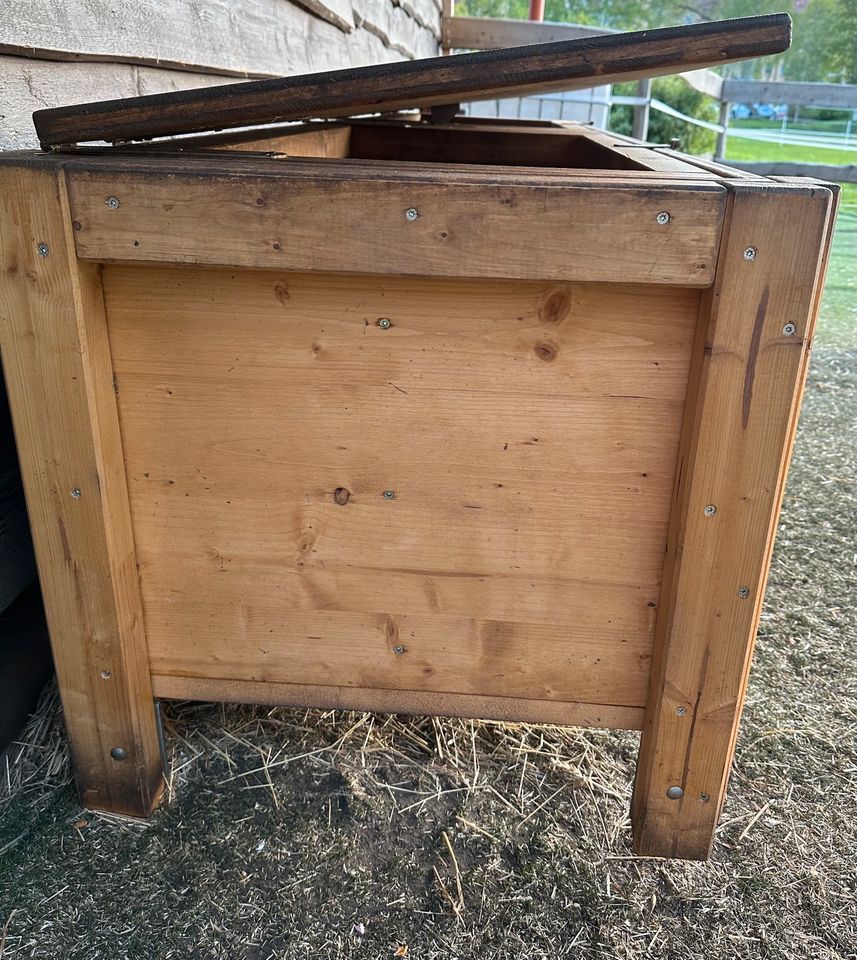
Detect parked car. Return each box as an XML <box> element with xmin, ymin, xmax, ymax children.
<box><xmin>731</xmin><ymin>103</ymin><xmax>752</xmax><ymax>119</ymax></box>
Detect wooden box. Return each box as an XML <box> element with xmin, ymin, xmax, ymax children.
<box><xmin>0</xmin><ymin>17</ymin><xmax>837</xmax><ymax>858</ymax></box>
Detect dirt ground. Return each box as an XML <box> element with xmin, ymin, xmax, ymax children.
<box><xmin>1</xmin><ymin>206</ymin><xmax>855</xmax><ymax>960</ymax></box>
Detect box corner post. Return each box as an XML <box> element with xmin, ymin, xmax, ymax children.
<box><xmin>0</xmin><ymin>163</ymin><xmax>163</xmax><ymax>817</ymax></box>
<box><xmin>630</xmin><ymin>181</ymin><xmax>835</xmax><ymax>860</ymax></box>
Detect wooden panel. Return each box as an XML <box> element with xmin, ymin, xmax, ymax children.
<box><xmin>152</xmin><ymin>675</ymin><xmax>645</xmax><ymax>730</ymax></box>
<box><xmin>0</xmin><ymin>0</ymin><xmax>442</xmax><ymax>78</ymax></box>
<box><xmin>67</xmin><ymin>162</ymin><xmax>725</xmax><ymax>286</ymax></box>
<box><xmin>103</xmin><ymin>266</ymin><xmax>701</xmax><ymax>715</ymax></box>
<box><xmin>33</xmin><ymin>15</ymin><xmax>791</xmax><ymax>146</ymax></box>
<box><xmin>722</xmin><ymin>78</ymin><xmax>857</xmax><ymax>110</ymax></box>
<box><xmin>631</xmin><ymin>182</ymin><xmax>836</xmax><ymax>859</ymax></box>
<box><xmin>0</xmin><ymin>165</ymin><xmax>161</xmax><ymax>815</ymax></box>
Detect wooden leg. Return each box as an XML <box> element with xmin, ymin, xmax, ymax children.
<box><xmin>631</xmin><ymin>181</ymin><xmax>837</xmax><ymax>859</ymax></box>
<box><xmin>0</xmin><ymin>164</ymin><xmax>162</xmax><ymax>816</ymax></box>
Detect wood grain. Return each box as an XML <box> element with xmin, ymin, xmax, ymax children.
<box><xmin>0</xmin><ymin>164</ymin><xmax>162</xmax><ymax>815</ymax></box>
<box><xmin>152</xmin><ymin>675</ymin><xmax>645</xmax><ymax>730</ymax></box>
<box><xmin>66</xmin><ymin>162</ymin><xmax>725</xmax><ymax>286</ymax></box>
<box><xmin>102</xmin><ymin>266</ymin><xmax>701</xmax><ymax>716</ymax></box>
<box><xmin>33</xmin><ymin>15</ymin><xmax>791</xmax><ymax>146</ymax></box>
<box><xmin>631</xmin><ymin>181</ymin><xmax>836</xmax><ymax>859</ymax></box>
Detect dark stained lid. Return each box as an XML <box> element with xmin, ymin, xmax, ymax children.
<box><xmin>33</xmin><ymin>14</ymin><xmax>790</xmax><ymax>149</ymax></box>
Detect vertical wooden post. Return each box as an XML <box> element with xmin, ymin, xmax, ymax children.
<box><xmin>0</xmin><ymin>162</ymin><xmax>162</xmax><ymax>817</ymax></box>
<box><xmin>715</xmin><ymin>99</ymin><xmax>730</xmax><ymax>159</ymax></box>
<box><xmin>631</xmin><ymin>181</ymin><xmax>837</xmax><ymax>859</ymax></box>
<box><xmin>632</xmin><ymin>78</ymin><xmax>652</xmax><ymax>141</ymax></box>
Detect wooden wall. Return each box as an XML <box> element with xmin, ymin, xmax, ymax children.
<box><xmin>0</xmin><ymin>0</ymin><xmax>442</xmax><ymax>149</ymax></box>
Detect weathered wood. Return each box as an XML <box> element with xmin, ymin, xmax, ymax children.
<box><xmin>0</xmin><ymin>0</ymin><xmax>441</xmax><ymax>79</ymax></box>
<box><xmin>719</xmin><ymin>160</ymin><xmax>857</xmax><ymax>185</ymax></box>
<box><xmin>152</xmin><ymin>676</ymin><xmax>645</xmax><ymax>730</ymax></box>
<box><xmin>102</xmin><ymin>265</ymin><xmax>700</xmax><ymax>717</ymax></box>
<box><xmin>722</xmin><ymin>78</ymin><xmax>857</xmax><ymax>110</ymax></box>
<box><xmin>0</xmin><ymin>164</ymin><xmax>162</xmax><ymax>816</ymax></box>
<box><xmin>33</xmin><ymin>15</ymin><xmax>791</xmax><ymax>146</ymax></box>
<box><xmin>63</xmin><ymin>157</ymin><xmax>726</xmax><ymax>286</ymax></box>
<box><xmin>631</xmin><ymin>181</ymin><xmax>836</xmax><ymax>860</ymax></box>
<box><xmin>443</xmin><ymin>17</ymin><xmax>724</xmax><ymax>98</ymax></box>
<box><xmin>0</xmin><ymin>56</ymin><xmax>238</xmax><ymax>151</ymax></box>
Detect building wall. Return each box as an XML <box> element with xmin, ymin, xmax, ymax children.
<box><xmin>0</xmin><ymin>0</ymin><xmax>442</xmax><ymax>149</ymax></box>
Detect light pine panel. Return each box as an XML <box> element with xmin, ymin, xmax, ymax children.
<box><xmin>103</xmin><ymin>266</ymin><xmax>699</xmax><ymax>717</ymax></box>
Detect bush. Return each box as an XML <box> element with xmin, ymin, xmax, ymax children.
<box><xmin>610</xmin><ymin>76</ymin><xmax>719</xmax><ymax>155</ymax></box>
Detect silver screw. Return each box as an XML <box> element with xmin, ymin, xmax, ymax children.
<box><xmin>704</xmin><ymin>504</ymin><xmax>717</xmax><ymax>517</ymax></box>
<box><xmin>737</xmin><ymin>586</ymin><xmax>750</xmax><ymax>599</ymax></box>
<box><xmin>699</xmin><ymin>792</ymin><xmax>711</xmax><ymax>803</ymax></box>
<box><xmin>743</xmin><ymin>246</ymin><xmax>757</xmax><ymax>261</ymax></box>
<box><xmin>71</xmin><ymin>488</ymin><xmax>82</xmax><ymax>499</ymax></box>
<box><xmin>101</xmin><ymin>670</ymin><xmax>112</xmax><ymax>680</ymax></box>
<box><xmin>666</xmin><ymin>785</ymin><xmax>684</xmax><ymax>800</ymax></box>
<box><xmin>383</xmin><ymin>490</ymin><xmax>395</xmax><ymax>500</ymax></box>
<box><xmin>676</xmin><ymin>706</ymin><xmax>687</xmax><ymax>717</ymax></box>
<box><xmin>37</xmin><ymin>242</ymin><xmax>49</xmax><ymax>257</ymax></box>
<box><xmin>377</xmin><ymin>318</ymin><xmax>392</xmax><ymax>329</ymax></box>
<box><xmin>656</xmin><ymin>211</ymin><xmax>671</xmax><ymax>225</ymax></box>
<box><xmin>782</xmin><ymin>323</ymin><xmax>797</xmax><ymax>337</ymax></box>
<box><xmin>393</xmin><ymin>644</ymin><xmax>405</xmax><ymax>655</ymax></box>
<box><xmin>405</xmin><ymin>207</ymin><xmax>419</xmax><ymax>221</ymax></box>
<box><xmin>105</xmin><ymin>196</ymin><xmax>120</xmax><ymax>209</ymax></box>
<box><xmin>110</xmin><ymin>746</ymin><xmax>127</xmax><ymax>761</ymax></box>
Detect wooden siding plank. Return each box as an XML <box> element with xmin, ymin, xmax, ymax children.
<box><xmin>67</xmin><ymin>165</ymin><xmax>725</xmax><ymax>286</ymax></box>
<box><xmin>152</xmin><ymin>676</ymin><xmax>645</xmax><ymax>730</ymax></box>
<box><xmin>0</xmin><ymin>164</ymin><xmax>162</xmax><ymax>816</ymax></box>
<box><xmin>33</xmin><ymin>15</ymin><xmax>791</xmax><ymax>146</ymax></box>
<box><xmin>630</xmin><ymin>181</ymin><xmax>836</xmax><ymax>860</ymax></box>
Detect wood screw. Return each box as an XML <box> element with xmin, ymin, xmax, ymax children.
<box><xmin>101</xmin><ymin>670</ymin><xmax>112</xmax><ymax>680</ymax></box>
<box><xmin>37</xmin><ymin>242</ymin><xmax>49</xmax><ymax>257</ymax></box>
<box><xmin>105</xmin><ymin>196</ymin><xmax>120</xmax><ymax>209</ymax></box>
<box><xmin>737</xmin><ymin>586</ymin><xmax>750</xmax><ymax>599</ymax></box>
<box><xmin>110</xmin><ymin>747</ymin><xmax>127</xmax><ymax>761</ymax></box>
<box><xmin>676</xmin><ymin>706</ymin><xmax>687</xmax><ymax>717</ymax></box>
<box><xmin>377</xmin><ymin>318</ymin><xmax>392</xmax><ymax>329</ymax></box>
<box><xmin>393</xmin><ymin>644</ymin><xmax>405</xmax><ymax>655</ymax></box>
<box><xmin>699</xmin><ymin>792</ymin><xmax>711</xmax><ymax>803</ymax></box>
<box><xmin>666</xmin><ymin>785</ymin><xmax>684</xmax><ymax>800</ymax></box>
<box><xmin>703</xmin><ymin>504</ymin><xmax>716</xmax><ymax>517</ymax></box>
<box><xmin>383</xmin><ymin>490</ymin><xmax>395</xmax><ymax>500</ymax></box>
<box><xmin>71</xmin><ymin>487</ymin><xmax>82</xmax><ymax>499</ymax></box>
<box><xmin>743</xmin><ymin>246</ymin><xmax>757</xmax><ymax>261</ymax></box>
<box><xmin>405</xmin><ymin>207</ymin><xmax>419</xmax><ymax>221</ymax></box>
<box><xmin>656</xmin><ymin>211</ymin><xmax>671</xmax><ymax>225</ymax></box>
<box><xmin>782</xmin><ymin>323</ymin><xmax>796</xmax><ymax>336</ymax></box>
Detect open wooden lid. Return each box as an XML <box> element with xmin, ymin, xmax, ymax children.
<box><xmin>33</xmin><ymin>13</ymin><xmax>790</xmax><ymax>149</ymax></box>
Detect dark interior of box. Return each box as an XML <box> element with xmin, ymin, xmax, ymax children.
<box><xmin>344</xmin><ymin>124</ymin><xmax>649</xmax><ymax>170</ymax></box>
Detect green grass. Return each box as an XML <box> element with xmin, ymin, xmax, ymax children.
<box><xmin>731</xmin><ymin>117</ymin><xmax>854</xmax><ymax>134</ymax></box>
<box><xmin>725</xmin><ymin>135</ymin><xmax>857</xmax><ymax>167</ymax></box>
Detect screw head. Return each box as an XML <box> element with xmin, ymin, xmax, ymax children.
<box><xmin>37</xmin><ymin>242</ymin><xmax>49</xmax><ymax>257</ymax></box>
<box><xmin>382</xmin><ymin>490</ymin><xmax>396</xmax><ymax>500</ymax></box>
<box><xmin>100</xmin><ymin>669</ymin><xmax>112</xmax><ymax>680</ymax></box>
<box><xmin>666</xmin><ymin>785</ymin><xmax>684</xmax><ymax>800</ymax></box>
<box><xmin>699</xmin><ymin>792</ymin><xmax>711</xmax><ymax>803</ymax></box>
<box><xmin>105</xmin><ymin>196</ymin><xmax>120</xmax><ymax>209</ymax></box>
<box><xmin>405</xmin><ymin>207</ymin><xmax>419</xmax><ymax>221</ymax></box>
<box><xmin>656</xmin><ymin>211</ymin><xmax>671</xmax><ymax>225</ymax></box>
<box><xmin>743</xmin><ymin>246</ymin><xmax>757</xmax><ymax>261</ymax></box>
<box><xmin>704</xmin><ymin>504</ymin><xmax>717</xmax><ymax>517</ymax></box>
<box><xmin>676</xmin><ymin>706</ymin><xmax>687</xmax><ymax>717</ymax></box>
<box><xmin>782</xmin><ymin>323</ymin><xmax>797</xmax><ymax>337</ymax></box>
<box><xmin>737</xmin><ymin>586</ymin><xmax>750</xmax><ymax>599</ymax></box>
<box><xmin>377</xmin><ymin>318</ymin><xmax>392</xmax><ymax>329</ymax></box>
<box><xmin>110</xmin><ymin>747</ymin><xmax>127</xmax><ymax>761</ymax></box>
<box><xmin>70</xmin><ymin>488</ymin><xmax>82</xmax><ymax>499</ymax></box>
<box><xmin>393</xmin><ymin>644</ymin><xmax>405</xmax><ymax>655</ymax></box>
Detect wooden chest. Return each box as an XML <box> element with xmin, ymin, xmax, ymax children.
<box><xmin>0</xmin><ymin>14</ymin><xmax>837</xmax><ymax>858</ymax></box>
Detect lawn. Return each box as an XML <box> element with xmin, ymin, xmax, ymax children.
<box><xmin>725</xmin><ymin>134</ymin><xmax>857</xmax><ymax>169</ymax></box>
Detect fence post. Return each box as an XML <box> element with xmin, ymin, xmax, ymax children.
<box><xmin>715</xmin><ymin>100</ymin><xmax>730</xmax><ymax>159</ymax></box>
<box><xmin>632</xmin><ymin>78</ymin><xmax>652</xmax><ymax>140</ymax></box>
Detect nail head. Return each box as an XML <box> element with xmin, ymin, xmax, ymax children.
<box><xmin>737</xmin><ymin>586</ymin><xmax>750</xmax><ymax>599</ymax></box>
<box><xmin>110</xmin><ymin>747</ymin><xmax>127</xmax><ymax>761</ymax></box>
<box><xmin>37</xmin><ymin>242</ymin><xmax>49</xmax><ymax>257</ymax></box>
<box><xmin>666</xmin><ymin>785</ymin><xmax>684</xmax><ymax>800</ymax></box>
